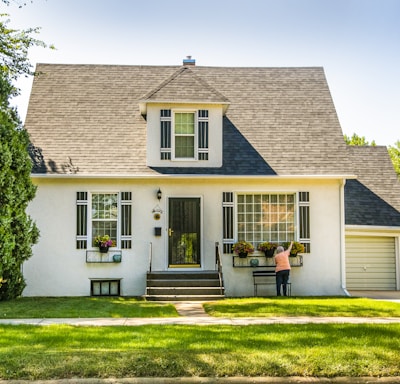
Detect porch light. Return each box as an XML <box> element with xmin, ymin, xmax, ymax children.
<box><xmin>157</xmin><ymin>188</ymin><xmax>162</xmax><ymax>200</ymax></box>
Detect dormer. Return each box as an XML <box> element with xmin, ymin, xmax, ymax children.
<box><xmin>140</xmin><ymin>62</ymin><xmax>230</xmax><ymax>168</ymax></box>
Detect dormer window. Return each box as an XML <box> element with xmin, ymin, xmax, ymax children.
<box><xmin>175</xmin><ymin>112</ymin><xmax>195</xmax><ymax>158</ymax></box>
<box><xmin>160</xmin><ymin>109</ymin><xmax>209</xmax><ymax>161</ymax></box>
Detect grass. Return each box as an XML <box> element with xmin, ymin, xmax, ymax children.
<box><xmin>204</xmin><ymin>297</ymin><xmax>400</xmax><ymax>317</ymax></box>
<box><xmin>1</xmin><ymin>297</ymin><xmax>400</xmax><ymax>379</ymax></box>
<box><xmin>2</xmin><ymin>296</ymin><xmax>400</xmax><ymax>319</ymax></box>
<box><xmin>0</xmin><ymin>297</ymin><xmax>178</xmax><ymax>318</ymax></box>
<box><xmin>1</xmin><ymin>323</ymin><xmax>400</xmax><ymax>379</ymax></box>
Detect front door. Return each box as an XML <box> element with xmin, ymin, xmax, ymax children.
<box><xmin>168</xmin><ymin>198</ymin><xmax>201</xmax><ymax>268</ymax></box>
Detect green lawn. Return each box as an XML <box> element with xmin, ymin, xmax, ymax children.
<box><xmin>1</xmin><ymin>297</ymin><xmax>400</xmax><ymax>379</ymax></box>
<box><xmin>204</xmin><ymin>297</ymin><xmax>400</xmax><ymax>317</ymax></box>
<box><xmin>2</xmin><ymin>296</ymin><xmax>400</xmax><ymax>319</ymax></box>
<box><xmin>1</xmin><ymin>323</ymin><xmax>399</xmax><ymax>379</ymax></box>
<box><xmin>0</xmin><ymin>297</ymin><xmax>178</xmax><ymax>318</ymax></box>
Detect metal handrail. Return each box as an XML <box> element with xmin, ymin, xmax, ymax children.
<box><xmin>148</xmin><ymin>242</ymin><xmax>153</xmax><ymax>272</ymax></box>
<box><xmin>215</xmin><ymin>242</ymin><xmax>224</xmax><ymax>296</ymax></box>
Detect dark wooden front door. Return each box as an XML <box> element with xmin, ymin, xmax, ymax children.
<box><xmin>168</xmin><ymin>198</ymin><xmax>201</xmax><ymax>267</ymax></box>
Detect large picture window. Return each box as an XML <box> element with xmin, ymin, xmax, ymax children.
<box><xmin>237</xmin><ymin>194</ymin><xmax>295</xmax><ymax>245</ymax></box>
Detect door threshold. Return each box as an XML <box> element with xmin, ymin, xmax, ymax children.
<box><xmin>168</xmin><ymin>264</ymin><xmax>201</xmax><ymax>268</ymax></box>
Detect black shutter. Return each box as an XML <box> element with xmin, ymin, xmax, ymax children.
<box><xmin>76</xmin><ymin>192</ymin><xmax>88</xmax><ymax>249</ymax></box>
<box><xmin>222</xmin><ymin>192</ymin><xmax>234</xmax><ymax>254</ymax></box>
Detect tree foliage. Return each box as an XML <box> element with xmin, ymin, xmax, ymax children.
<box><xmin>388</xmin><ymin>141</ymin><xmax>400</xmax><ymax>178</ymax></box>
<box><xmin>344</xmin><ymin>133</ymin><xmax>376</xmax><ymax>146</ymax></box>
<box><xmin>0</xmin><ymin>12</ymin><xmax>44</xmax><ymax>299</ymax></box>
<box><xmin>0</xmin><ymin>14</ymin><xmax>49</xmax><ymax>83</ymax></box>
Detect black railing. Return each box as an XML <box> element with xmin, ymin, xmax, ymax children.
<box><xmin>148</xmin><ymin>242</ymin><xmax>153</xmax><ymax>272</ymax></box>
<box><xmin>215</xmin><ymin>242</ymin><xmax>224</xmax><ymax>296</ymax></box>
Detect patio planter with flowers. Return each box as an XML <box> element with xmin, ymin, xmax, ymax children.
<box><xmin>283</xmin><ymin>241</ymin><xmax>305</xmax><ymax>256</ymax></box>
<box><xmin>257</xmin><ymin>241</ymin><xmax>278</xmax><ymax>257</ymax></box>
<box><xmin>232</xmin><ymin>240</ymin><xmax>255</xmax><ymax>258</ymax></box>
<box><xmin>94</xmin><ymin>235</ymin><xmax>115</xmax><ymax>253</ymax></box>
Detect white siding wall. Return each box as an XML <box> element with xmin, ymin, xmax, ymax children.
<box><xmin>24</xmin><ymin>177</ymin><xmax>345</xmax><ymax>297</ymax></box>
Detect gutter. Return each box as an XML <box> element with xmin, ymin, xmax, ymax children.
<box><xmin>30</xmin><ymin>173</ymin><xmax>358</xmax><ymax>180</ymax></box>
<box><xmin>340</xmin><ymin>178</ymin><xmax>351</xmax><ymax>296</ymax></box>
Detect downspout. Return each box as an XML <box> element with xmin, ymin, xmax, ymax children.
<box><xmin>340</xmin><ymin>178</ymin><xmax>350</xmax><ymax>296</ymax></box>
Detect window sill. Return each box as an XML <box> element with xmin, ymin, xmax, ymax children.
<box><xmin>86</xmin><ymin>250</ymin><xmax>122</xmax><ymax>263</ymax></box>
<box><xmin>232</xmin><ymin>255</ymin><xmax>303</xmax><ymax>268</ymax></box>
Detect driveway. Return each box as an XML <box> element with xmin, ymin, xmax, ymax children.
<box><xmin>349</xmin><ymin>290</ymin><xmax>400</xmax><ymax>303</ymax></box>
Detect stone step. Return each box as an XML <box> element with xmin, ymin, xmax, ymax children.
<box><xmin>145</xmin><ymin>270</ymin><xmax>224</xmax><ymax>301</ymax></box>
<box><xmin>147</xmin><ymin>279</ymin><xmax>221</xmax><ymax>287</ymax></box>
<box><xmin>147</xmin><ymin>271</ymin><xmax>220</xmax><ymax>280</ymax></box>
<box><xmin>144</xmin><ymin>294</ymin><xmax>225</xmax><ymax>302</ymax></box>
<box><xmin>146</xmin><ymin>286</ymin><xmax>224</xmax><ymax>296</ymax></box>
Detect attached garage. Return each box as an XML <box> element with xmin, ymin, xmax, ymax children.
<box><xmin>346</xmin><ymin>236</ymin><xmax>397</xmax><ymax>290</ymax></box>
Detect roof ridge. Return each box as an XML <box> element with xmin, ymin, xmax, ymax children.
<box><xmin>139</xmin><ymin>66</ymin><xmax>230</xmax><ymax>103</ymax></box>
<box><xmin>139</xmin><ymin>66</ymin><xmax>187</xmax><ymax>100</ymax></box>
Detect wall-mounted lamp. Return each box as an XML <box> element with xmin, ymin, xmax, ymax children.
<box><xmin>157</xmin><ymin>188</ymin><xmax>162</xmax><ymax>201</ymax></box>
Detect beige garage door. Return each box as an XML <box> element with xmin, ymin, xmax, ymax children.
<box><xmin>346</xmin><ymin>236</ymin><xmax>396</xmax><ymax>290</ymax></box>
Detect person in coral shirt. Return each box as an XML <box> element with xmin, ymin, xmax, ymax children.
<box><xmin>274</xmin><ymin>241</ymin><xmax>293</xmax><ymax>296</ymax></box>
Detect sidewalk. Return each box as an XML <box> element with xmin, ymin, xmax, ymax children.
<box><xmin>1</xmin><ymin>377</ymin><xmax>400</xmax><ymax>384</ymax></box>
<box><xmin>1</xmin><ymin>302</ymin><xmax>400</xmax><ymax>326</ymax></box>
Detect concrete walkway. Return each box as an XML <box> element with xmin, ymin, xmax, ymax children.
<box><xmin>349</xmin><ymin>290</ymin><xmax>400</xmax><ymax>303</ymax></box>
<box><xmin>1</xmin><ymin>377</ymin><xmax>400</xmax><ymax>384</ymax></box>
<box><xmin>2</xmin><ymin>377</ymin><xmax>400</xmax><ymax>383</ymax></box>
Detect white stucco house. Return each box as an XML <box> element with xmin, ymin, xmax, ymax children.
<box><xmin>22</xmin><ymin>58</ymin><xmax>400</xmax><ymax>298</ymax></box>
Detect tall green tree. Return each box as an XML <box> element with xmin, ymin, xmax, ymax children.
<box><xmin>344</xmin><ymin>133</ymin><xmax>376</xmax><ymax>146</ymax></box>
<box><xmin>388</xmin><ymin>141</ymin><xmax>400</xmax><ymax>178</ymax></box>
<box><xmin>0</xmin><ymin>13</ymin><xmax>48</xmax><ymax>299</ymax></box>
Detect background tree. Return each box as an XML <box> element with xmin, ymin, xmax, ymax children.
<box><xmin>388</xmin><ymin>141</ymin><xmax>400</xmax><ymax>178</ymax></box>
<box><xmin>344</xmin><ymin>133</ymin><xmax>376</xmax><ymax>146</ymax></box>
<box><xmin>0</xmin><ymin>12</ymin><xmax>49</xmax><ymax>299</ymax></box>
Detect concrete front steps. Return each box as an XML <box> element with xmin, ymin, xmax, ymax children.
<box><xmin>145</xmin><ymin>271</ymin><xmax>224</xmax><ymax>301</ymax></box>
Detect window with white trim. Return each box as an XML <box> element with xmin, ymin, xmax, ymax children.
<box><xmin>222</xmin><ymin>192</ymin><xmax>310</xmax><ymax>253</ymax></box>
<box><xmin>76</xmin><ymin>191</ymin><xmax>132</xmax><ymax>249</ymax></box>
<box><xmin>237</xmin><ymin>194</ymin><xmax>295</xmax><ymax>244</ymax></box>
<box><xmin>160</xmin><ymin>109</ymin><xmax>209</xmax><ymax>160</ymax></box>
<box><xmin>91</xmin><ymin>193</ymin><xmax>118</xmax><ymax>246</ymax></box>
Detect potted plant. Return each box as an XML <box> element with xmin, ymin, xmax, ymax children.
<box><xmin>257</xmin><ymin>241</ymin><xmax>278</xmax><ymax>257</ymax></box>
<box><xmin>232</xmin><ymin>240</ymin><xmax>255</xmax><ymax>258</ymax></box>
<box><xmin>94</xmin><ymin>235</ymin><xmax>114</xmax><ymax>253</ymax></box>
<box><xmin>282</xmin><ymin>241</ymin><xmax>305</xmax><ymax>256</ymax></box>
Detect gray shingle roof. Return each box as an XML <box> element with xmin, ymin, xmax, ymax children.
<box><xmin>26</xmin><ymin>64</ymin><xmax>352</xmax><ymax>176</ymax></box>
<box><xmin>345</xmin><ymin>146</ymin><xmax>400</xmax><ymax>226</ymax></box>
<box><xmin>140</xmin><ymin>66</ymin><xmax>230</xmax><ymax>105</ymax></box>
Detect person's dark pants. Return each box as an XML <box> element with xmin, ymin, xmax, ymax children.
<box><xmin>276</xmin><ymin>270</ymin><xmax>290</xmax><ymax>296</ymax></box>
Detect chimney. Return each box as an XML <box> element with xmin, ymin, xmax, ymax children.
<box><xmin>183</xmin><ymin>55</ymin><xmax>196</xmax><ymax>66</ymax></box>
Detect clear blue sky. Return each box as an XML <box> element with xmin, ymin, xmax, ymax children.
<box><xmin>5</xmin><ymin>0</ymin><xmax>400</xmax><ymax>146</ymax></box>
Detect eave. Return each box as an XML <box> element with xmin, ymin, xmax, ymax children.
<box><xmin>30</xmin><ymin>173</ymin><xmax>357</xmax><ymax>180</ymax></box>
<box><xmin>138</xmin><ymin>100</ymin><xmax>230</xmax><ymax>116</ymax></box>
